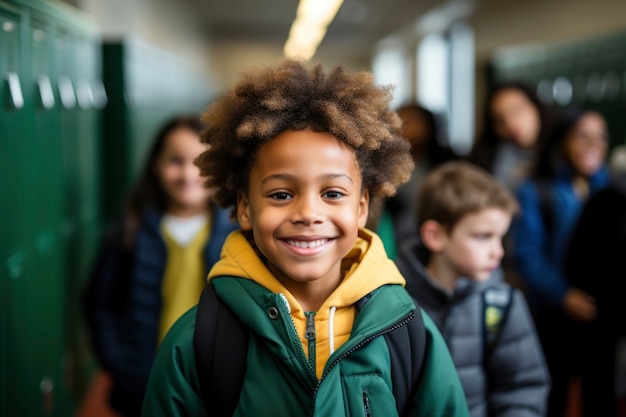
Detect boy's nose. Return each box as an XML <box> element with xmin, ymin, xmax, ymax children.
<box><xmin>492</xmin><ymin>240</ymin><xmax>504</xmax><ymax>259</ymax></box>
<box><xmin>291</xmin><ymin>195</ymin><xmax>323</xmax><ymax>225</ymax></box>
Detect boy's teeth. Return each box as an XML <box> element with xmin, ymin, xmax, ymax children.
<box><xmin>287</xmin><ymin>239</ymin><xmax>328</xmax><ymax>248</ymax></box>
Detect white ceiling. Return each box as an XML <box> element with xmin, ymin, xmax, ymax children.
<box><xmin>179</xmin><ymin>0</ymin><xmax>446</xmax><ymax>61</ymax></box>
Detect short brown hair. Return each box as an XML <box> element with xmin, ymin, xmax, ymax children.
<box><xmin>417</xmin><ymin>161</ymin><xmax>519</xmax><ymax>231</ymax></box>
<box><xmin>196</xmin><ymin>59</ymin><xmax>414</xmax><ymax>214</ymax></box>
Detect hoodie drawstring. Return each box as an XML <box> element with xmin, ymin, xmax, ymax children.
<box><xmin>328</xmin><ymin>305</ymin><xmax>337</xmax><ymax>355</ymax></box>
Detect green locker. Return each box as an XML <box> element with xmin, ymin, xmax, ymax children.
<box><xmin>0</xmin><ymin>3</ymin><xmax>27</xmax><ymax>255</ymax></box>
<box><xmin>1</xmin><ymin>1</ymin><xmax>102</xmax><ymax>415</ymax></box>
<box><xmin>1</xmin><ymin>4</ymin><xmax>30</xmax><ymax>416</ymax></box>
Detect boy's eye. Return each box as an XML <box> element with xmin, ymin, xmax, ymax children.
<box><xmin>322</xmin><ymin>190</ymin><xmax>345</xmax><ymax>199</ymax></box>
<box><xmin>269</xmin><ymin>192</ymin><xmax>292</xmax><ymax>200</ymax></box>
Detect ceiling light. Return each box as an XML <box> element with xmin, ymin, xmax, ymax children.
<box><xmin>283</xmin><ymin>0</ymin><xmax>344</xmax><ymax>61</ymax></box>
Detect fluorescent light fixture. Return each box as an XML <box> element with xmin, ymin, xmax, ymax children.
<box><xmin>284</xmin><ymin>0</ymin><xmax>344</xmax><ymax>60</ymax></box>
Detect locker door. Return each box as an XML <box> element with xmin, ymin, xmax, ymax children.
<box><xmin>28</xmin><ymin>15</ymin><xmax>71</xmax><ymax>416</ymax></box>
<box><xmin>64</xmin><ymin>29</ymin><xmax>103</xmax><ymax>403</ymax></box>
<box><xmin>0</xmin><ymin>4</ymin><xmax>27</xmax><ymax>255</ymax></box>
<box><xmin>73</xmin><ymin>31</ymin><xmax>101</xmax><ymax>280</ymax></box>
<box><xmin>0</xmin><ymin>4</ymin><xmax>29</xmax><ymax>416</ymax></box>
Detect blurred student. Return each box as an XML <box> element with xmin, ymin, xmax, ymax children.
<box><xmin>141</xmin><ymin>59</ymin><xmax>470</xmax><ymax>417</ymax></box>
<box><xmin>396</xmin><ymin>161</ymin><xmax>550</xmax><ymax>417</ymax></box>
<box><xmin>386</xmin><ymin>103</ymin><xmax>457</xmax><ymax>246</ymax></box>
<box><xmin>562</xmin><ymin>148</ymin><xmax>626</xmax><ymax>417</ymax></box>
<box><xmin>468</xmin><ymin>81</ymin><xmax>553</xmax><ymax>193</ymax></box>
<box><xmin>511</xmin><ymin>108</ymin><xmax>611</xmax><ymax>417</ymax></box>
<box><xmin>81</xmin><ymin>116</ymin><xmax>238</xmax><ymax>417</ymax></box>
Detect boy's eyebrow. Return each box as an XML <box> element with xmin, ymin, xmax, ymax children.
<box><xmin>261</xmin><ymin>173</ymin><xmax>354</xmax><ymax>185</ymax></box>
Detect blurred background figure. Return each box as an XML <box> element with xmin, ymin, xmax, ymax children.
<box><xmin>511</xmin><ymin>108</ymin><xmax>611</xmax><ymax>417</ymax></box>
<box><xmin>385</xmin><ymin>103</ymin><xmax>458</xmax><ymax>250</ymax></box>
<box><xmin>563</xmin><ymin>142</ymin><xmax>626</xmax><ymax>417</ymax></box>
<box><xmin>78</xmin><ymin>116</ymin><xmax>237</xmax><ymax>417</ymax></box>
<box><xmin>467</xmin><ymin>81</ymin><xmax>554</xmax><ymax>193</ymax></box>
<box><xmin>396</xmin><ymin>161</ymin><xmax>550</xmax><ymax>417</ymax></box>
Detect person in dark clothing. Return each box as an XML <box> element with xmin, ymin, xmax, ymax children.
<box><xmin>563</xmin><ymin>167</ymin><xmax>626</xmax><ymax>417</ymax></box>
<box><xmin>81</xmin><ymin>116</ymin><xmax>238</xmax><ymax>417</ymax></box>
<box><xmin>511</xmin><ymin>108</ymin><xmax>611</xmax><ymax>417</ymax></box>
<box><xmin>396</xmin><ymin>161</ymin><xmax>550</xmax><ymax>417</ymax></box>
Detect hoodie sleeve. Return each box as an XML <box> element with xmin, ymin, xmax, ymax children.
<box><xmin>486</xmin><ymin>290</ymin><xmax>551</xmax><ymax>417</ymax></box>
<box><xmin>141</xmin><ymin>307</ymin><xmax>207</xmax><ymax>417</ymax></box>
<box><xmin>409</xmin><ymin>311</ymin><xmax>471</xmax><ymax>417</ymax></box>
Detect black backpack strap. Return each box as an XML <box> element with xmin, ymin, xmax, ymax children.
<box><xmin>383</xmin><ymin>298</ymin><xmax>427</xmax><ymax>417</ymax></box>
<box><xmin>193</xmin><ymin>283</ymin><xmax>249</xmax><ymax>416</ymax></box>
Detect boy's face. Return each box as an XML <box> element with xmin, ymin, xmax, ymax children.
<box><xmin>435</xmin><ymin>208</ymin><xmax>511</xmax><ymax>281</ymax></box>
<box><xmin>237</xmin><ymin>129</ymin><xmax>369</xmax><ymax>293</ymax></box>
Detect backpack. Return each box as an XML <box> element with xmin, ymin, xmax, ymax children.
<box><xmin>482</xmin><ymin>286</ymin><xmax>514</xmax><ymax>359</ymax></box>
<box><xmin>193</xmin><ymin>284</ymin><xmax>427</xmax><ymax>417</ymax></box>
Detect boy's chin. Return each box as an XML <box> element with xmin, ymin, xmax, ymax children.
<box><xmin>468</xmin><ymin>272</ymin><xmax>491</xmax><ymax>282</ymax></box>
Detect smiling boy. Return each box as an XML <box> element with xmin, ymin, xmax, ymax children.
<box><xmin>140</xmin><ymin>59</ymin><xmax>469</xmax><ymax>417</ymax></box>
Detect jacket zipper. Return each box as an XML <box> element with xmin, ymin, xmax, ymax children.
<box><xmin>276</xmin><ymin>296</ymin><xmax>318</xmax><ymax>382</ymax></box>
<box><xmin>307</xmin><ymin>309</ymin><xmax>416</xmax><ymax>416</ymax></box>
<box><xmin>305</xmin><ymin>312</ymin><xmax>317</xmax><ymax>371</ymax></box>
<box><xmin>362</xmin><ymin>389</ymin><xmax>372</xmax><ymax>417</ymax></box>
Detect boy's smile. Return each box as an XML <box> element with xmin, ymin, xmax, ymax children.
<box><xmin>237</xmin><ymin>129</ymin><xmax>368</xmax><ymax>307</ymax></box>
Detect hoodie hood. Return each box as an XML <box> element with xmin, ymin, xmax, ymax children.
<box><xmin>208</xmin><ymin>228</ymin><xmax>406</xmax><ymax>377</ymax></box>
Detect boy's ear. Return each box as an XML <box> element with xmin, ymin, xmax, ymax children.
<box><xmin>420</xmin><ymin>220</ymin><xmax>447</xmax><ymax>252</ymax></box>
<box><xmin>357</xmin><ymin>189</ymin><xmax>370</xmax><ymax>228</ymax></box>
<box><xmin>237</xmin><ymin>192</ymin><xmax>252</xmax><ymax>231</ymax></box>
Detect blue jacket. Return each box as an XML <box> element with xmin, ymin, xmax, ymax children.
<box><xmin>512</xmin><ymin>165</ymin><xmax>610</xmax><ymax>309</ymax></box>
<box><xmin>83</xmin><ymin>205</ymin><xmax>238</xmax><ymax>416</ymax></box>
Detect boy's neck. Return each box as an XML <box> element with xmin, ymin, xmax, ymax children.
<box><xmin>269</xmin><ymin>266</ymin><xmax>343</xmax><ymax>312</ymax></box>
<box><xmin>425</xmin><ymin>255</ymin><xmax>458</xmax><ymax>292</ymax></box>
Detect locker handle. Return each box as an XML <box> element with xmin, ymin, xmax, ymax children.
<box><xmin>92</xmin><ymin>79</ymin><xmax>108</xmax><ymax>109</ymax></box>
<box><xmin>6</xmin><ymin>72</ymin><xmax>24</xmax><ymax>109</ymax></box>
<box><xmin>40</xmin><ymin>377</ymin><xmax>54</xmax><ymax>415</ymax></box>
<box><xmin>38</xmin><ymin>75</ymin><xmax>55</xmax><ymax>109</ymax></box>
<box><xmin>58</xmin><ymin>76</ymin><xmax>76</xmax><ymax>109</ymax></box>
<box><xmin>76</xmin><ymin>79</ymin><xmax>93</xmax><ymax>109</ymax></box>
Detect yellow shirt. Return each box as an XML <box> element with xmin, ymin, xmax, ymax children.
<box><xmin>158</xmin><ymin>220</ymin><xmax>211</xmax><ymax>344</ymax></box>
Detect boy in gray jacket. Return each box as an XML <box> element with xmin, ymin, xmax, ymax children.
<box><xmin>396</xmin><ymin>161</ymin><xmax>550</xmax><ymax>417</ymax></box>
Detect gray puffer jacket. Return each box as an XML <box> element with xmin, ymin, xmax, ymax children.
<box><xmin>396</xmin><ymin>236</ymin><xmax>550</xmax><ymax>417</ymax></box>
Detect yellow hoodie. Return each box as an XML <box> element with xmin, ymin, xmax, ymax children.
<box><xmin>208</xmin><ymin>228</ymin><xmax>406</xmax><ymax>378</ymax></box>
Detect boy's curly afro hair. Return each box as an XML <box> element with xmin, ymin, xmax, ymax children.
<box><xmin>196</xmin><ymin>59</ymin><xmax>414</xmax><ymax>210</ymax></box>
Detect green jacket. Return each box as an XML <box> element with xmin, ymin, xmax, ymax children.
<box><xmin>141</xmin><ymin>276</ymin><xmax>469</xmax><ymax>416</ymax></box>
<box><xmin>143</xmin><ymin>230</ymin><xmax>468</xmax><ymax>416</ymax></box>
